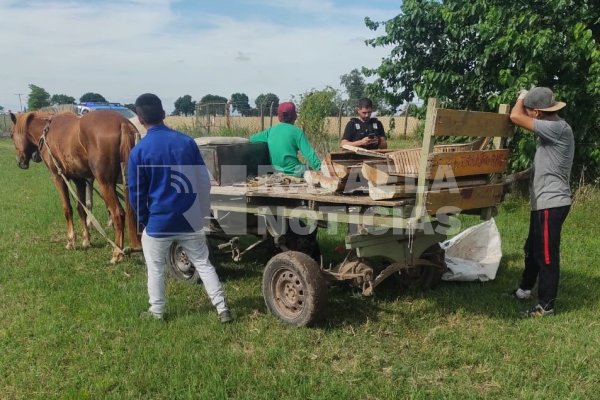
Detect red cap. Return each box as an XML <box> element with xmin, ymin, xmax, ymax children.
<box><xmin>277</xmin><ymin>102</ymin><xmax>297</xmax><ymax>122</ymax></box>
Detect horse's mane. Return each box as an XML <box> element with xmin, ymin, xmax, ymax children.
<box><xmin>14</xmin><ymin>111</ymin><xmax>53</xmax><ymax>136</ymax></box>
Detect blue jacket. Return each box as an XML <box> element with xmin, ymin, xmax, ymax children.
<box><xmin>127</xmin><ymin>124</ymin><xmax>211</xmax><ymax>237</ymax></box>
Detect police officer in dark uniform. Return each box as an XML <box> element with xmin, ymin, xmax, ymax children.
<box><xmin>341</xmin><ymin>98</ymin><xmax>387</xmax><ymax>150</ymax></box>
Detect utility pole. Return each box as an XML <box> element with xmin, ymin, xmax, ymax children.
<box><xmin>14</xmin><ymin>93</ymin><xmax>24</xmax><ymax>111</ymax></box>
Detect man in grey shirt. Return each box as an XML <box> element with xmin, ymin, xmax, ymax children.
<box><xmin>509</xmin><ymin>87</ymin><xmax>574</xmax><ymax>317</ymax></box>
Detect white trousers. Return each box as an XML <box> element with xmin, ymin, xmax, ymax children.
<box><xmin>141</xmin><ymin>230</ymin><xmax>228</xmax><ymax>315</ymax></box>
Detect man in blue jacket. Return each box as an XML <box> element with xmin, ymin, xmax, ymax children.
<box><xmin>128</xmin><ymin>93</ymin><xmax>232</xmax><ymax>323</ymax></box>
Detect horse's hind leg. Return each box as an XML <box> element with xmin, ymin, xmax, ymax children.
<box><xmin>50</xmin><ymin>174</ymin><xmax>76</xmax><ymax>250</ymax></box>
<box><xmin>98</xmin><ymin>182</ymin><xmax>125</xmax><ymax>263</ymax></box>
<box><xmin>75</xmin><ymin>179</ymin><xmax>91</xmax><ymax>248</ymax></box>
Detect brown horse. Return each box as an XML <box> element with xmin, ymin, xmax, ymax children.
<box><xmin>10</xmin><ymin>110</ymin><xmax>141</xmax><ymax>263</ymax></box>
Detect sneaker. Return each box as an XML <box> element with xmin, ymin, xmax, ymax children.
<box><xmin>523</xmin><ymin>304</ymin><xmax>554</xmax><ymax>318</ymax></box>
<box><xmin>512</xmin><ymin>288</ymin><xmax>532</xmax><ymax>300</ymax></box>
<box><xmin>140</xmin><ymin>311</ymin><xmax>164</xmax><ymax>321</ymax></box>
<box><xmin>218</xmin><ymin>310</ymin><xmax>233</xmax><ymax>324</ymax></box>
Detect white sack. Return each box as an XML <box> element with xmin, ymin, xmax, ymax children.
<box><xmin>440</xmin><ymin>218</ymin><xmax>502</xmax><ymax>282</ymax></box>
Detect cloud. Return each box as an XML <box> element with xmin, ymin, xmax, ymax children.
<box><xmin>0</xmin><ymin>0</ymin><xmax>396</xmax><ymax>111</ymax></box>
<box><xmin>235</xmin><ymin>51</ymin><xmax>252</xmax><ymax>62</ymax></box>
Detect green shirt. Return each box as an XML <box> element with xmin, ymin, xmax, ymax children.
<box><xmin>249</xmin><ymin>123</ymin><xmax>321</xmax><ymax>177</ymax></box>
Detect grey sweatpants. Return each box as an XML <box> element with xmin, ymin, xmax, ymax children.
<box><xmin>141</xmin><ymin>230</ymin><xmax>228</xmax><ymax>315</ymax></box>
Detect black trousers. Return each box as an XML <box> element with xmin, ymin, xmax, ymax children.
<box><xmin>520</xmin><ymin>206</ymin><xmax>570</xmax><ymax>309</ymax></box>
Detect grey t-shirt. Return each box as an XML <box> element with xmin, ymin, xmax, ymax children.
<box><xmin>530</xmin><ymin>118</ymin><xmax>574</xmax><ymax>211</ymax></box>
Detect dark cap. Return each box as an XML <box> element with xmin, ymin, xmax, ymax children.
<box><xmin>523</xmin><ymin>87</ymin><xmax>566</xmax><ymax>112</ymax></box>
<box><xmin>277</xmin><ymin>102</ymin><xmax>297</xmax><ymax>122</ymax></box>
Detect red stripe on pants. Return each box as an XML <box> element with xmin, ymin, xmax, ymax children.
<box><xmin>544</xmin><ymin>209</ymin><xmax>550</xmax><ymax>265</ymax></box>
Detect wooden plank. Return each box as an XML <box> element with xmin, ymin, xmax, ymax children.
<box><xmin>361</xmin><ymin>161</ymin><xmax>403</xmax><ymax>185</ymax></box>
<box><xmin>493</xmin><ymin>104</ymin><xmax>510</xmax><ymax>149</ymax></box>
<box><xmin>425</xmin><ymin>184</ymin><xmax>505</xmax><ymax>214</ymax></box>
<box><xmin>426</xmin><ymin>149</ymin><xmax>510</xmax><ymax>178</ymax></box>
<box><xmin>341</xmin><ymin>144</ymin><xmax>389</xmax><ymax>158</ymax></box>
<box><xmin>323</xmin><ymin>154</ymin><xmax>351</xmax><ymax>178</ymax></box>
<box><xmin>368</xmin><ymin>181</ymin><xmax>415</xmax><ymax>200</ymax></box>
<box><xmin>242</xmin><ymin>187</ymin><xmax>413</xmax><ymax>207</ymax></box>
<box><xmin>303</xmin><ymin>170</ymin><xmax>321</xmax><ymax>186</ymax></box>
<box><xmin>433</xmin><ymin>108</ymin><xmax>514</xmax><ymax>137</ymax></box>
<box><xmin>367</xmin><ymin>175</ymin><xmax>488</xmax><ymax>201</ymax></box>
<box><xmin>330</xmin><ymin>162</ymin><xmax>350</xmax><ymax>178</ymax></box>
<box><xmin>430</xmin><ymin>175</ymin><xmax>488</xmax><ymax>190</ymax></box>
<box><xmin>320</xmin><ymin>175</ymin><xmax>343</xmax><ymax>192</ymax></box>
<box><xmin>413</xmin><ymin>98</ymin><xmax>439</xmax><ymax>219</ymax></box>
<box><xmin>209</xmin><ymin>203</ymin><xmax>416</xmax><ymax>229</ymax></box>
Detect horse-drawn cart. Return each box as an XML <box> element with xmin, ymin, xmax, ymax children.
<box><xmin>167</xmin><ymin>99</ymin><xmax>515</xmax><ymax>326</ymax></box>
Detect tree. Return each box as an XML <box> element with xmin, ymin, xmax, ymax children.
<box><xmin>124</xmin><ymin>103</ymin><xmax>136</xmax><ymax>112</ymax></box>
<box><xmin>80</xmin><ymin>92</ymin><xmax>107</xmax><ymax>103</ymax></box>
<box><xmin>339</xmin><ymin>69</ymin><xmax>393</xmax><ymax>115</ymax></box>
<box><xmin>198</xmin><ymin>94</ymin><xmax>228</xmax><ymax>116</ymax></box>
<box><xmin>50</xmin><ymin>94</ymin><xmax>76</xmax><ymax>105</ymax></box>
<box><xmin>255</xmin><ymin>93</ymin><xmax>279</xmax><ymax>115</ymax></box>
<box><xmin>365</xmin><ymin>0</ymin><xmax>600</xmax><ymax>178</ymax></box>
<box><xmin>340</xmin><ymin>69</ymin><xmax>367</xmax><ymax>113</ymax></box>
<box><xmin>230</xmin><ymin>93</ymin><xmax>252</xmax><ymax>116</ymax></box>
<box><xmin>27</xmin><ymin>84</ymin><xmax>51</xmax><ymax>111</ymax></box>
<box><xmin>297</xmin><ymin>88</ymin><xmax>338</xmax><ymax>155</ymax></box>
<box><xmin>173</xmin><ymin>95</ymin><xmax>196</xmax><ymax>116</ymax></box>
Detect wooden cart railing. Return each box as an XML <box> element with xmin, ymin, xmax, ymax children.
<box><xmin>411</xmin><ymin>98</ymin><xmax>513</xmax><ymax>220</ymax></box>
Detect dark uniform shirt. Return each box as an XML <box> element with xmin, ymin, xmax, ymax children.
<box><xmin>342</xmin><ymin>117</ymin><xmax>385</xmax><ymax>150</ymax></box>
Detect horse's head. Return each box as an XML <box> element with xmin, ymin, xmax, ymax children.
<box><xmin>10</xmin><ymin>112</ymin><xmax>44</xmax><ymax>169</ymax></box>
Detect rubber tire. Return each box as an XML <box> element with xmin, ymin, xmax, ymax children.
<box><xmin>262</xmin><ymin>251</ymin><xmax>327</xmax><ymax>327</ymax></box>
<box><xmin>167</xmin><ymin>243</ymin><xmax>201</xmax><ymax>284</ymax></box>
<box><xmin>396</xmin><ymin>244</ymin><xmax>446</xmax><ymax>290</ymax></box>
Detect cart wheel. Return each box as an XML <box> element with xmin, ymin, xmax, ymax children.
<box><xmin>262</xmin><ymin>251</ymin><xmax>327</xmax><ymax>326</ymax></box>
<box><xmin>397</xmin><ymin>244</ymin><xmax>446</xmax><ymax>290</ymax></box>
<box><xmin>167</xmin><ymin>243</ymin><xmax>201</xmax><ymax>284</ymax></box>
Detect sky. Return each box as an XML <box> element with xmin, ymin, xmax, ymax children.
<box><xmin>0</xmin><ymin>0</ymin><xmax>400</xmax><ymax>112</ymax></box>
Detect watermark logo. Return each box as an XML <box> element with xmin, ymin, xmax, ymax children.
<box><xmin>169</xmin><ymin>170</ymin><xmax>194</xmax><ymax>194</ymax></box>
<box><xmin>135</xmin><ymin>165</ymin><xmax>211</xmax><ymax>235</ymax></box>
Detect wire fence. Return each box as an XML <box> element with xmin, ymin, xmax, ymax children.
<box><xmin>169</xmin><ymin>102</ymin><xmax>418</xmax><ymax>137</ymax></box>
<box><xmin>0</xmin><ymin>113</ymin><xmax>13</xmax><ymax>137</ymax></box>
<box><xmin>0</xmin><ymin>104</ymin><xmax>418</xmax><ymax>139</ymax></box>
<box><xmin>193</xmin><ymin>102</ymin><xmax>280</xmax><ymax>134</ymax></box>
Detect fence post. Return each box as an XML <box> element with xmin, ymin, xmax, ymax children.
<box><xmin>260</xmin><ymin>104</ymin><xmax>265</xmax><ymax>131</ymax></box>
<box><xmin>403</xmin><ymin>103</ymin><xmax>410</xmax><ymax>137</ymax></box>
<box><xmin>269</xmin><ymin>101</ymin><xmax>274</xmax><ymax>127</ymax></box>
<box><xmin>337</xmin><ymin>104</ymin><xmax>343</xmax><ymax>138</ymax></box>
<box><xmin>194</xmin><ymin>104</ymin><xmax>200</xmax><ymax>133</ymax></box>
<box><xmin>207</xmin><ymin>111</ymin><xmax>211</xmax><ymax>136</ymax></box>
<box><xmin>225</xmin><ymin>101</ymin><xmax>231</xmax><ymax>129</ymax></box>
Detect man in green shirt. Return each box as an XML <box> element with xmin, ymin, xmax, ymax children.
<box><xmin>249</xmin><ymin>102</ymin><xmax>321</xmax><ymax>177</ymax></box>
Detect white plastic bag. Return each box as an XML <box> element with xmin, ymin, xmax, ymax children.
<box><xmin>440</xmin><ymin>218</ymin><xmax>502</xmax><ymax>282</ymax></box>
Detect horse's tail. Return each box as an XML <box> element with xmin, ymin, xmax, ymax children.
<box><xmin>120</xmin><ymin>122</ymin><xmax>141</xmax><ymax>249</ymax></box>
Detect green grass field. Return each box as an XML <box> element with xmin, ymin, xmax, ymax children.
<box><xmin>1</xmin><ymin>137</ymin><xmax>600</xmax><ymax>399</ymax></box>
